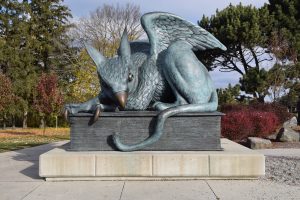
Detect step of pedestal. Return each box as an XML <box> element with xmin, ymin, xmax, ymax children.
<box><xmin>39</xmin><ymin>139</ymin><xmax>265</xmax><ymax>180</ymax></box>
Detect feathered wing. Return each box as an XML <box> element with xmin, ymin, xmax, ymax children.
<box><xmin>141</xmin><ymin>12</ymin><xmax>227</xmax><ymax>57</ymax></box>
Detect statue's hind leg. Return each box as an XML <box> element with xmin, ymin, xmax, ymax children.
<box><xmin>162</xmin><ymin>41</ymin><xmax>214</xmax><ymax>106</ymax></box>
<box><xmin>152</xmin><ymin>95</ymin><xmax>187</xmax><ymax>111</ymax></box>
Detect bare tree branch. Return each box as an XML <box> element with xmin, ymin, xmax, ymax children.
<box><xmin>68</xmin><ymin>3</ymin><xmax>144</xmax><ymax>57</ymax></box>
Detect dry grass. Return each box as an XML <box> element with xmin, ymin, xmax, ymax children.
<box><xmin>0</xmin><ymin>128</ymin><xmax>70</xmax><ymax>153</ymax></box>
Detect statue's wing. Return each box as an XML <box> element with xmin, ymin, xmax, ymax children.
<box><xmin>141</xmin><ymin>12</ymin><xmax>227</xmax><ymax>56</ymax></box>
<box><xmin>130</xmin><ymin>40</ymin><xmax>150</xmax><ymax>54</ymax></box>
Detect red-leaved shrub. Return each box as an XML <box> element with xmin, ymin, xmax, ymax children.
<box><xmin>248</xmin><ymin>102</ymin><xmax>291</xmax><ymax>124</ymax></box>
<box><xmin>221</xmin><ymin>104</ymin><xmax>281</xmax><ymax>141</ymax></box>
<box><xmin>250</xmin><ymin>111</ymin><xmax>279</xmax><ymax>138</ymax></box>
<box><xmin>221</xmin><ymin>111</ymin><xmax>253</xmax><ymax>141</ymax></box>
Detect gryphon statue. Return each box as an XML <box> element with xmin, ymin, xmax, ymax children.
<box><xmin>65</xmin><ymin>12</ymin><xmax>227</xmax><ymax>151</ymax></box>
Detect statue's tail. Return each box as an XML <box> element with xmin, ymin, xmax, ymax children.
<box><xmin>112</xmin><ymin>90</ymin><xmax>218</xmax><ymax>151</ymax></box>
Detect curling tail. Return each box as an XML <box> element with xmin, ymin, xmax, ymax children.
<box><xmin>113</xmin><ymin>90</ymin><xmax>218</xmax><ymax>151</ymax></box>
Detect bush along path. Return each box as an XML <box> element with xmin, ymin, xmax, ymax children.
<box><xmin>220</xmin><ymin>103</ymin><xmax>290</xmax><ymax>141</ymax></box>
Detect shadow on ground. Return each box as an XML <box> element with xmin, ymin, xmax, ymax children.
<box><xmin>10</xmin><ymin>141</ymin><xmax>69</xmax><ymax>180</ymax></box>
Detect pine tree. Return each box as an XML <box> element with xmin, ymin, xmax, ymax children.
<box><xmin>267</xmin><ymin>0</ymin><xmax>300</xmax><ymax>107</ymax></box>
<box><xmin>198</xmin><ymin>3</ymin><xmax>274</xmax><ymax>102</ymax></box>
<box><xmin>267</xmin><ymin>0</ymin><xmax>300</xmax><ymax>61</ymax></box>
<box><xmin>0</xmin><ymin>0</ymin><xmax>36</xmax><ymax>128</ymax></box>
<box><xmin>0</xmin><ymin>0</ymin><xmax>72</xmax><ymax>127</ymax></box>
<box><xmin>28</xmin><ymin>0</ymin><xmax>72</xmax><ymax>72</ymax></box>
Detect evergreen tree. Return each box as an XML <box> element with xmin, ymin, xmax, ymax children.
<box><xmin>0</xmin><ymin>0</ymin><xmax>36</xmax><ymax>127</ymax></box>
<box><xmin>267</xmin><ymin>0</ymin><xmax>300</xmax><ymax>62</ymax></box>
<box><xmin>198</xmin><ymin>3</ymin><xmax>274</xmax><ymax>102</ymax></box>
<box><xmin>266</xmin><ymin>0</ymin><xmax>300</xmax><ymax>107</ymax></box>
<box><xmin>28</xmin><ymin>0</ymin><xmax>72</xmax><ymax>71</ymax></box>
<box><xmin>217</xmin><ymin>84</ymin><xmax>241</xmax><ymax>106</ymax></box>
<box><xmin>0</xmin><ymin>0</ymin><xmax>72</xmax><ymax>127</ymax></box>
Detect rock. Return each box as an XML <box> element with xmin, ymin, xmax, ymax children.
<box><xmin>277</xmin><ymin>127</ymin><xmax>300</xmax><ymax>142</ymax></box>
<box><xmin>283</xmin><ymin>117</ymin><xmax>297</xmax><ymax>128</ymax></box>
<box><xmin>266</xmin><ymin>133</ymin><xmax>278</xmax><ymax>140</ymax></box>
<box><xmin>247</xmin><ymin>137</ymin><xmax>272</xmax><ymax>149</ymax></box>
<box><xmin>275</xmin><ymin>117</ymin><xmax>300</xmax><ymax>142</ymax></box>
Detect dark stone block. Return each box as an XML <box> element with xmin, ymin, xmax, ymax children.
<box><xmin>69</xmin><ymin>111</ymin><xmax>223</xmax><ymax>151</ymax></box>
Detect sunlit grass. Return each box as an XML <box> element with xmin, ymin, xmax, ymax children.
<box><xmin>0</xmin><ymin>128</ymin><xmax>70</xmax><ymax>153</ymax></box>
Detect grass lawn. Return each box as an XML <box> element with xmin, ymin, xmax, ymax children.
<box><xmin>0</xmin><ymin>128</ymin><xmax>70</xmax><ymax>153</ymax></box>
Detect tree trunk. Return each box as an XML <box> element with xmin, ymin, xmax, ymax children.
<box><xmin>55</xmin><ymin>115</ymin><xmax>58</xmax><ymax>130</ymax></box>
<box><xmin>12</xmin><ymin>115</ymin><xmax>15</xmax><ymax>129</ymax></box>
<box><xmin>23</xmin><ymin>111</ymin><xmax>28</xmax><ymax>129</ymax></box>
<box><xmin>3</xmin><ymin>113</ymin><xmax>6</xmax><ymax>129</ymax></box>
<box><xmin>40</xmin><ymin>116</ymin><xmax>45</xmax><ymax>129</ymax></box>
<box><xmin>258</xmin><ymin>95</ymin><xmax>265</xmax><ymax>103</ymax></box>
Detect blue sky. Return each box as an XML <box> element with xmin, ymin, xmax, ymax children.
<box><xmin>63</xmin><ymin>0</ymin><xmax>270</xmax><ymax>88</ymax></box>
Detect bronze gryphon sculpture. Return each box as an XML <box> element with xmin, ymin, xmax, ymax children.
<box><xmin>65</xmin><ymin>12</ymin><xmax>227</xmax><ymax>151</ymax></box>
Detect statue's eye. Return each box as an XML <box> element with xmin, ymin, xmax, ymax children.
<box><xmin>128</xmin><ymin>73</ymin><xmax>134</xmax><ymax>82</ymax></box>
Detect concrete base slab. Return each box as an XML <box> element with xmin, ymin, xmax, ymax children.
<box><xmin>39</xmin><ymin>139</ymin><xmax>265</xmax><ymax>180</ymax></box>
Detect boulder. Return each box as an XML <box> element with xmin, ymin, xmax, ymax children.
<box><xmin>276</xmin><ymin>117</ymin><xmax>300</xmax><ymax>142</ymax></box>
<box><xmin>247</xmin><ymin>137</ymin><xmax>272</xmax><ymax>149</ymax></box>
<box><xmin>283</xmin><ymin>116</ymin><xmax>297</xmax><ymax>128</ymax></box>
<box><xmin>266</xmin><ymin>133</ymin><xmax>278</xmax><ymax>140</ymax></box>
<box><xmin>277</xmin><ymin>127</ymin><xmax>300</xmax><ymax>142</ymax></box>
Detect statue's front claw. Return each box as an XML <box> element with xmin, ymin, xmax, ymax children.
<box><xmin>91</xmin><ymin>105</ymin><xmax>102</xmax><ymax>125</ymax></box>
<box><xmin>63</xmin><ymin>108</ymin><xmax>69</xmax><ymax>122</ymax></box>
<box><xmin>63</xmin><ymin>104</ymin><xmax>78</xmax><ymax>122</ymax></box>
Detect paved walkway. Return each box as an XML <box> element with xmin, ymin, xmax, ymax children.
<box><xmin>0</xmin><ymin>142</ymin><xmax>299</xmax><ymax>200</ymax></box>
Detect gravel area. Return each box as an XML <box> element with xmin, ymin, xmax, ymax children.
<box><xmin>261</xmin><ymin>156</ymin><xmax>300</xmax><ymax>186</ymax></box>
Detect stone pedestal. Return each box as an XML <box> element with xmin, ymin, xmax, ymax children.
<box><xmin>69</xmin><ymin>111</ymin><xmax>223</xmax><ymax>151</ymax></box>
<box><xmin>39</xmin><ymin>139</ymin><xmax>265</xmax><ymax>180</ymax></box>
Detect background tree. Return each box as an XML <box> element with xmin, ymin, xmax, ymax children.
<box><xmin>0</xmin><ymin>73</ymin><xmax>13</xmax><ymax>113</ymax></box>
<box><xmin>34</xmin><ymin>73</ymin><xmax>64</xmax><ymax>129</ymax></box>
<box><xmin>28</xmin><ymin>0</ymin><xmax>72</xmax><ymax>71</ymax></box>
<box><xmin>0</xmin><ymin>73</ymin><xmax>14</xmax><ymax>128</ymax></box>
<box><xmin>199</xmin><ymin>4</ymin><xmax>273</xmax><ymax>102</ymax></box>
<box><xmin>63</xmin><ymin>3</ymin><xmax>143</xmax><ymax>103</ymax></box>
<box><xmin>71</xmin><ymin>3</ymin><xmax>143</xmax><ymax>57</ymax></box>
<box><xmin>239</xmin><ymin>68</ymin><xmax>269</xmax><ymax>102</ymax></box>
<box><xmin>266</xmin><ymin>0</ymin><xmax>300</xmax><ymax>108</ymax></box>
<box><xmin>217</xmin><ymin>84</ymin><xmax>241</xmax><ymax>105</ymax></box>
<box><xmin>0</xmin><ymin>0</ymin><xmax>36</xmax><ymax>128</ymax></box>
<box><xmin>64</xmin><ymin>50</ymin><xmax>100</xmax><ymax>103</ymax></box>
<box><xmin>267</xmin><ymin>0</ymin><xmax>299</xmax><ymax>62</ymax></box>
<box><xmin>0</xmin><ymin>0</ymin><xmax>72</xmax><ymax>128</ymax></box>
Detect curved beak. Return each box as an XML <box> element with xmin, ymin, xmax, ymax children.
<box><xmin>115</xmin><ymin>91</ymin><xmax>128</xmax><ymax>109</ymax></box>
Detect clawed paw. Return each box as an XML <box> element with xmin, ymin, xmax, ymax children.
<box><xmin>63</xmin><ymin>104</ymin><xmax>74</xmax><ymax>122</ymax></box>
<box><xmin>91</xmin><ymin>106</ymin><xmax>101</xmax><ymax>124</ymax></box>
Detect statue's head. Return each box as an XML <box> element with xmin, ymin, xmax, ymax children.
<box><xmin>85</xmin><ymin>29</ymin><xmax>138</xmax><ymax>109</ymax></box>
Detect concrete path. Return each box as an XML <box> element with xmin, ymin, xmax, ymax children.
<box><xmin>0</xmin><ymin>142</ymin><xmax>299</xmax><ymax>200</ymax></box>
